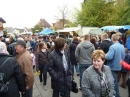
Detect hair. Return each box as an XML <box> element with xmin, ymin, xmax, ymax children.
<box><xmin>84</xmin><ymin>34</ymin><xmax>90</xmax><ymax>40</ymax></box>
<box><xmin>111</xmin><ymin>34</ymin><xmax>119</xmax><ymax>41</ymax></box>
<box><xmin>102</xmin><ymin>33</ymin><xmax>108</xmax><ymax>39</ymax></box>
<box><xmin>38</xmin><ymin>42</ymin><xmax>46</xmax><ymax>52</ymax></box>
<box><xmin>0</xmin><ymin>42</ymin><xmax>7</xmax><ymax>52</ymax></box>
<box><xmin>90</xmin><ymin>38</ymin><xmax>98</xmax><ymax>49</ymax></box>
<box><xmin>92</xmin><ymin>50</ymin><xmax>105</xmax><ymax>60</ymax></box>
<box><xmin>116</xmin><ymin>32</ymin><xmax>122</xmax><ymax>38</ymax></box>
<box><xmin>54</xmin><ymin>37</ymin><xmax>66</xmax><ymax>51</ymax></box>
<box><xmin>72</xmin><ymin>36</ymin><xmax>78</xmax><ymax>43</ymax></box>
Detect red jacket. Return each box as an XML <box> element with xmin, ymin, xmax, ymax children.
<box><xmin>121</xmin><ymin>60</ymin><xmax>130</xmax><ymax>70</ymax></box>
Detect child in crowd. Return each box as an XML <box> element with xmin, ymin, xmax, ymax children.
<box><xmin>30</xmin><ymin>51</ymin><xmax>36</xmax><ymax>69</ymax></box>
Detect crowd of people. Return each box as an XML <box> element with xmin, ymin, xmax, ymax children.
<box><xmin>0</xmin><ymin>31</ymin><xmax>130</xmax><ymax>97</ymax></box>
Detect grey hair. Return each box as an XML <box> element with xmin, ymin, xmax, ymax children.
<box><xmin>0</xmin><ymin>42</ymin><xmax>7</xmax><ymax>52</ymax></box>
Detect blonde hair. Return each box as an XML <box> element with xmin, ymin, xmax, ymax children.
<box><xmin>111</xmin><ymin>34</ymin><xmax>119</xmax><ymax>41</ymax></box>
<box><xmin>102</xmin><ymin>33</ymin><xmax>108</xmax><ymax>39</ymax></box>
<box><xmin>116</xmin><ymin>32</ymin><xmax>122</xmax><ymax>38</ymax></box>
<box><xmin>92</xmin><ymin>50</ymin><xmax>105</xmax><ymax>60</ymax></box>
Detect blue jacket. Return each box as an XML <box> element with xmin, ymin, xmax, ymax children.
<box><xmin>105</xmin><ymin>42</ymin><xmax>125</xmax><ymax>71</ymax></box>
<box><xmin>126</xmin><ymin>36</ymin><xmax>130</xmax><ymax>50</ymax></box>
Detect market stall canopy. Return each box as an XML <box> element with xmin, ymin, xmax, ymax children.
<box><xmin>0</xmin><ymin>17</ymin><xmax>6</xmax><ymax>23</ymax></box>
<box><xmin>101</xmin><ymin>25</ymin><xmax>130</xmax><ymax>31</ymax></box>
<box><xmin>101</xmin><ymin>26</ymin><xmax>122</xmax><ymax>31</ymax></box>
<box><xmin>56</xmin><ymin>29</ymin><xmax>78</xmax><ymax>36</ymax></box>
<box><xmin>39</xmin><ymin>28</ymin><xmax>53</xmax><ymax>35</ymax></box>
<box><xmin>89</xmin><ymin>28</ymin><xmax>104</xmax><ymax>35</ymax></box>
<box><xmin>56</xmin><ymin>27</ymin><xmax>81</xmax><ymax>36</ymax></box>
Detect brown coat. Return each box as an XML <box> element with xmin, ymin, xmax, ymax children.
<box><xmin>16</xmin><ymin>49</ymin><xmax>34</xmax><ymax>88</ymax></box>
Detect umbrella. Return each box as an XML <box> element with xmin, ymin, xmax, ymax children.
<box><xmin>89</xmin><ymin>28</ymin><xmax>104</xmax><ymax>35</ymax></box>
<box><xmin>0</xmin><ymin>17</ymin><xmax>6</xmax><ymax>23</ymax></box>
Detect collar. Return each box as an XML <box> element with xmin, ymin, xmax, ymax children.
<box><xmin>113</xmin><ymin>41</ymin><xmax>119</xmax><ymax>44</ymax></box>
<box><xmin>16</xmin><ymin>49</ymin><xmax>26</xmax><ymax>58</ymax></box>
<box><xmin>61</xmin><ymin>50</ymin><xmax>64</xmax><ymax>54</ymax></box>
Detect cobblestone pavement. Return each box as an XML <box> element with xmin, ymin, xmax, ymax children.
<box><xmin>33</xmin><ymin>73</ymin><xmax>128</xmax><ymax>97</ymax></box>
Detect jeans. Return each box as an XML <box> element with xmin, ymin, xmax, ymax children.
<box><xmin>22</xmin><ymin>87</ymin><xmax>33</xmax><ymax>97</ymax></box>
<box><xmin>39</xmin><ymin>64</ymin><xmax>48</xmax><ymax>85</ymax></box>
<box><xmin>79</xmin><ymin>64</ymin><xmax>91</xmax><ymax>88</ymax></box>
<box><xmin>111</xmin><ymin>71</ymin><xmax>120</xmax><ymax>97</ymax></box>
<box><xmin>71</xmin><ymin>64</ymin><xmax>79</xmax><ymax>75</ymax></box>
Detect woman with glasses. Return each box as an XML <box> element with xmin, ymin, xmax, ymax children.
<box><xmin>82</xmin><ymin>50</ymin><xmax>115</xmax><ymax>97</ymax></box>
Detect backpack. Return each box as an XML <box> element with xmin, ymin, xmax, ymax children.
<box><xmin>0</xmin><ymin>57</ymin><xmax>10</xmax><ymax>94</ymax></box>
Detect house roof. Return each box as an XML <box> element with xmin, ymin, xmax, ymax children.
<box><xmin>36</xmin><ymin>19</ymin><xmax>51</xmax><ymax>28</ymax></box>
<box><xmin>53</xmin><ymin>19</ymin><xmax>70</xmax><ymax>29</ymax></box>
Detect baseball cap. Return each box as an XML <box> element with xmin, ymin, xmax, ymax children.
<box><xmin>16</xmin><ymin>40</ymin><xmax>26</xmax><ymax>48</ymax></box>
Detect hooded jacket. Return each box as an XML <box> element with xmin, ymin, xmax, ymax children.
<box><xmin>75</xmin><ymin>40</ymin><xmax>95</xmax><ymax>64</ymax></box>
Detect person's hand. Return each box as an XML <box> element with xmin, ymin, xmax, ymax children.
<box><xmin>26</xmin><ymin>86</ymin><xmax>30</xmax><ymax>90</ymax></box>
<box><xmin>20</xmin><ymin>91</ymin><xmax>25</xmax><ymax>94</ymax></box>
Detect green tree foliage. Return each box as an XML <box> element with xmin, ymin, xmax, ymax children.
<box><xmin>31</xmin><ymin>25</ymin><xmax>43</xmax><ymax>34</ymax></box>
<box><xmin>120</xmin><ymin>0</ymin><xmax>130</xmax><ymax>25</ymax></box>
<box><xmin>77</xmin><ymin>0</ymin><xmax>116</xmax><ymax>27</ymax></box>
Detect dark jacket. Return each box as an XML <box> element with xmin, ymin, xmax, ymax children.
<box><xmin>48</xmin><ymin>50</ymin><xmax>72</xmax><ymax>93</ymax></box>
<box><xmin>35</xmin><ymin>51</ymin><xmax>49</xmax><ymax>70</ymax></box>
<box><xmin>0</xmin><ymin>53</ymin><xmax>26</xmax><ymax>97</ymax></box>
<box><xmin>99</xmin><ymin>39</ymin><xmax>113</xmax><ymax>54</ymax></box>
<box><xmin>99</xmin><ymin>39</ymin><xmax>113</xmax><ymax>65</ymax></box>
<box><xmin>7</xmin><ymin>41</ymin><xmax>16</xmax><ymax>56</ymax></box>
<box><xmin>69</xmin><ymin>40</ymin><xmax>79</xmax><ymax>64</ymax></box>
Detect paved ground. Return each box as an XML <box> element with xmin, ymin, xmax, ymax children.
<box><xmin>33</xmin><ymin>73</ymin><xmax>128</xmax><ymax>97</ymax></box>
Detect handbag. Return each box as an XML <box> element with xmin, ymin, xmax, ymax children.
<box><xmin>71</xmin><ymin>76</ymin><xmax>79</xmax><ymax>93</ymax></box>
<box><xmin>0</xmin><ymin>57</ymin><xmax>10</xmax><ymax>94</ymax></box>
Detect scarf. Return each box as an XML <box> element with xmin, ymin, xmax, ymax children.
<box><xmin>94</xmin><ymin>67</ymin><xmax>110</xmax><ymax>97</ymax></box>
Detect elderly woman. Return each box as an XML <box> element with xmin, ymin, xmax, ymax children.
<box><xmin>82</xmin><ymin>50</ymin><xmax>115</xmax><ymax>97</ymax></box>
<box><xmin>48</xmin><ymin>37</ymin><xmax>72</xmax><ymax>97</ymax></box>
<box><xmin>0</xmin><ymin>42</ymin><xmax>25</xmax><ymax>97</ymax></box>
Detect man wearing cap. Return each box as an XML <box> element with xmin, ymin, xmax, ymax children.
<box><xmin>15</xmin><ymin>40</ymin><xmax>34</xmax><ymax>97</ymax></box>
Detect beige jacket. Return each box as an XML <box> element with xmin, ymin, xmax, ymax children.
<box><xmin>16</xmin><ymin>49</ymin><xmax>34</xmax><ymax>88</ymax></box>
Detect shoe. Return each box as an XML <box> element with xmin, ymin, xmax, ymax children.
<box><xmin>43</xmin><ymin>85</ymin><xmax>47</xmax><ymax>90</ymax></box>
<box><xmin>77</xmin><ymin>74</ymin><xmax>79</xmax><ymax>76</ymax></box>
<box><xmin>79</xmin><ymin>87</ymin><xmax>82</xmax><ymax>91</ymax></box>
<box><xmin>120</xmin><ymin>85</ymin><xmax>126</xmax><ymax>89</ymax></box>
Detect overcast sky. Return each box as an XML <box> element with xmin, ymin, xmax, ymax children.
<box><xmin>0</xmin><ymin>0</ymin><xmax>83</xmax><ymax>28</ymax></box>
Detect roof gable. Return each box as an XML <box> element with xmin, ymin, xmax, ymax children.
<box><xmin>36</xmin><ymin>19</ymin><xmax>51</xmax><ymax>28</ymax></box>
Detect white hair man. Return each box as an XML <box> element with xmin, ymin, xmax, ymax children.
<box><xmin>105</xmin><ymin>34</ymin><xmax>125</xmax><ymax>97</ymax></box>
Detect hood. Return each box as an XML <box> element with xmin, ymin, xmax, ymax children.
<box><xmin>81</xmin><ymin>41</ymin><xmax>93</xmax><ymax>49</ymax></box>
